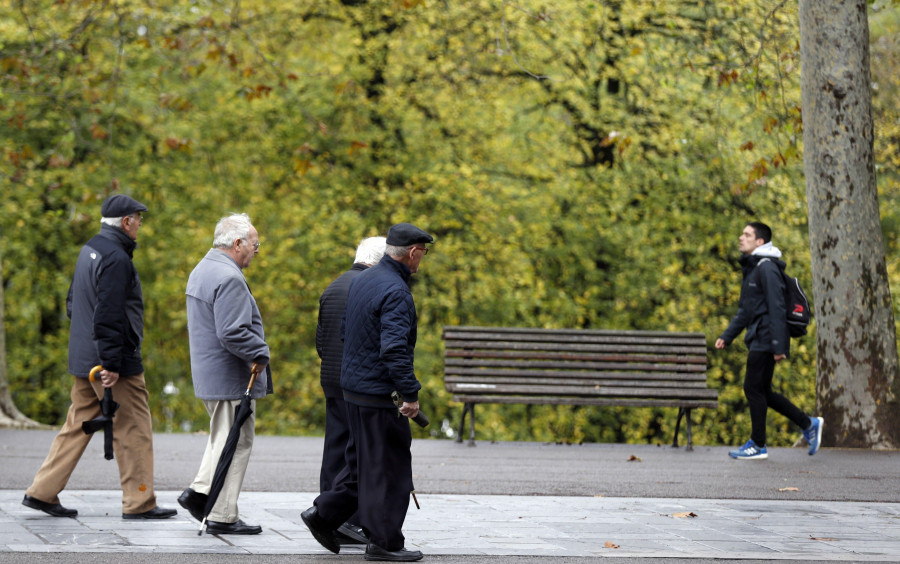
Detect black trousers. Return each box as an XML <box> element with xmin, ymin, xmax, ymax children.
<box><xmin>315</xmin><ymin>403</ymin><xmax>413</xmax><ymax>551</ymax></box>
<box><xmin>744</xmin><ymin>350</ymin><xmax>811</xmax><ymax>447</ymax></box>
<box><xmin>320</xmin><ymin>395</ymin><xmax>360</xmax><ymax>525</ymax></box>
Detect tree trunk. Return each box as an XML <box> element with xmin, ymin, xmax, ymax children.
<box><xmin>799</xmin><ymin>0</ymin><xmax>900</xmax><ymax>448</ymax></box>
<box><xmin>0</xmin><ymin>247</ymin><xmax>44</xmax><ymax>429</ymax></box>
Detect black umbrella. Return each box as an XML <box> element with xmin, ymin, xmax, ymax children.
<box><xmin>198</xmin><ymin>362</ymin><xmax>261</xmax><ymax>535</ymax></box>
<box><xmin>81</xmin><ymin>365</ymin><xmax>119</xmax><ymax>461</ymax></box>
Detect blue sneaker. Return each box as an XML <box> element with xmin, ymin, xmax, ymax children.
<box><xmin>729</xmin><ymin>439</ymin><xmax>768</xmax><ymax>460</ymax></box>
<box><xmin>803</xmin><ymin>417</ymin><xmax>824</xmax><ymax>456</ymax></box>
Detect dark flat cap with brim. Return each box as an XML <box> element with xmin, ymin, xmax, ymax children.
<box><xmin>101</xmin><ymin>194</ymin><xmax>148</xmax><ymax>217</ymax></box>
<box><xmin>386</xmin><ymin>223</ymin><xmax>434</xmax><ymax>247</ymax></box>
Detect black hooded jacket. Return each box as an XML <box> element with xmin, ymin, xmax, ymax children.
<box><xmin>719</xmin><ymin>253</ymin><xmax>790</xmax><ymax>356</ymax></box>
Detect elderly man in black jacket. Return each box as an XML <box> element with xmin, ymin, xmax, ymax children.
<box><xmin>23</xmin><ymin>194</ymin><xmax>176</xmax><ymax>520</ymax></box>
<box><xmin>302</xmin><ymin>223</ymin><xmax>432</xmax><ymax>563</ymax></box>
<box><xmin>315</xmin><ymin>236</ymin><xmax>385</xmax><ymax>546</ymax></box>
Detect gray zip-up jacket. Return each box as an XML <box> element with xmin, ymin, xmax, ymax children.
<box><xmin>186</xmin><ymin>248</ymin><xmax>272</xmax><ymax>400</ymax></box>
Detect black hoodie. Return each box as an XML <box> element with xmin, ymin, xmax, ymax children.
<box><xmin>719</xmin><ymin>252</ymin><xmax>790</xmax><ymax>356</ymax></box>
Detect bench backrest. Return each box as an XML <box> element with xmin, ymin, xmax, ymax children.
<box><xmin>442</xmin><ymin>325</ymin><xmax>717</xmax><ymax>408</ymax></box>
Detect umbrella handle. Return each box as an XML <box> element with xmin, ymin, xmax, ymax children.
<box><xmin>247</xmin><ymin>362</ymin><xmax>260</xmax><ymax>391</ymax></box>
<box><xmin>89</xmin><ymin>365</ymin><xmax>104</xmax><ymax>383</ymax></box>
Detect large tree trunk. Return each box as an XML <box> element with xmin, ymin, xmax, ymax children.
<box><xmin>799</xmin><ymin>0</ymin><xmax>900</xmax><ymax>448</ymax></box>
<box><xmin>0</xmin><ymin>247</ymin><xmax>44</xmax><ymax>428</ymax></box>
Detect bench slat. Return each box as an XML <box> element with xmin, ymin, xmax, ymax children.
<box><xmin>445</xmin><ymin>369</ymin><xmax>708</xmax><ymax>380</ymax></box>
<box><xmin>445</xmin><ymin>350</ymin><xmax>707</xmax><ymax>364</ymax></box>
<box><xmin>445</xmin><ymin>375</ymin><xmax>710</xmax><ymax>387</ymax></box>
<box><xmin>451</xmin><ymin>394</ymin><xmax>719</xmax><ymax>409</ymax></box>
<box><xmin>445</xmin><ymin>360</ymin><xmax>706</xmax><ymax>374</ymax></box>
<box><xmin>447</xmin><ymin>382</ymin><xmax>718</xmax><ymax>399</ymax></box>
<box><xmin>443</xmin><ymin>326</ymin><xmax>706</xmax><ymax>340</ymax></box>
<box><xmin>445</xmin><ymin>338</ymin><xmax>706</xmax><ymax>352</ymax></box>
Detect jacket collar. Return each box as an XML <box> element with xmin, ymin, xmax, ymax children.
<box><xmin>380</xmin><ymin>255</ymin><xmax>411</xmax><ymax>284</ymax></box>
<box><xmin>206</xmin><ymin>248</ymin><xmax>243</xmax><ymax>271</ymax></box>
<box><xmin>98</xmin><ymin>224</ymin><xmax>137</xmax><ymax>257</ymax></box>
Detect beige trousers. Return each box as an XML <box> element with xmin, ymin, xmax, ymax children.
<box><xmin>190</xmin><ymin>398</ymin><xmax>256</xmax><ymax>523</ymax></box>
<box><xmin>26</xmin><ymin>374</ymin><xmax>158</xmax><ymax>514</ymax></box>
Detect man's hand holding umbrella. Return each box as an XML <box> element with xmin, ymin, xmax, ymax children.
<box><xmin>81</xmin><ymin>365</ymin><xmax>121</xmax><ymax>461</ymax></box>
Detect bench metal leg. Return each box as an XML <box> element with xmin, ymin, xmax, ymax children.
<box><xmin>455</xmin><ymin>403</ymin><xmax>477</xmax><ymax>446</ymax></box>
<box><xmin>672</xmin><ymin>407</ymin><xmax>694</xmax><ymax>451</ymax></box>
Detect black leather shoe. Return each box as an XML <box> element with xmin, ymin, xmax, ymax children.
<box><xmin>177</xmin><ymin>488</ymin><xmax>208</xmax><ymax>522</ymax></box>
<box><xmin>365</xmin><ymin>543</ymin><xmax>424</xmax><ymax>562</ymax></box>
<box><xmin>206</xmin><ymin>519</ymin><xmax>262</xmax><ymax>535</ymax></box>
<box><xmin>336</xmin><ymin>521</ymin><xmax>368</xmax><ymax>545</ymax></box>
<box><xmin>301</xmin><ymin>506</ymin><xmax>340</xmax><ymax>554</ymax></box>
<box><xmin>122</xmin><ymin>506</ymin><xmax>177</xmax><ymax>519</ymax></box>
<box><xmin>22</xmin><ymin>495</ymin><xmax>77</xmax><ymax>518</ymax></box>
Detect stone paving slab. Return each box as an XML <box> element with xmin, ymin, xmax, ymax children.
<box><xmin>2</xmin><ymin>491</ymin><xmax>900</xmax><ymax>560</ymax></box>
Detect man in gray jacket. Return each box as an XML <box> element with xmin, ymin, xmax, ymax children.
<box><xmin>178</xmin><ymin>213</ymin><xmax>272</xmax><ymax>535</ymax></box>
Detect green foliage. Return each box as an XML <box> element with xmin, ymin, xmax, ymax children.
<box><xmin>1</xmin><ymin>0</ymin><xmax>895</xmax><ymax>447</ymax></box>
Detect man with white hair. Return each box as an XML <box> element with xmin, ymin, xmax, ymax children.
<box><xmin>315</xmin><ymin>236</ymin><xmax>386</xmax><ymax>546</ymax></box>
<box><xmin>178</xmin><ymin>213</ymin><xmax>272</xmax><ymax>535</ymax></box>
<box><xmin>23</xmin><ymin>194</ymin><xmax>176</xmax><ymax>521</ymax></box>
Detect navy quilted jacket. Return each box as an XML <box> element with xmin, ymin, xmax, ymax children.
<box><xmin>340</xmin><ymin>255</ymin><xmax>421</xmax><ymax>406</ymax></box>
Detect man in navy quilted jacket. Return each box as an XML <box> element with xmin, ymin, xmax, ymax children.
<box><xmin>302</xmin><ymin>223</ymin><xmax>432</xmax><ymax>562</ymax></box>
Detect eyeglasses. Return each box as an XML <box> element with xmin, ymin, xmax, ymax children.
<box><xmin>251</xmin><ymin>241</ymin><xmax>261</xmax><ymax>250</ymax></box>
<box><xmin>414</xmin><ymin>246</ymin><xmax>429</xmax><ymax>255</ymax></box>
<box><xmin>127</xmin><ymin>214</ymin><xmax>143</xmax><ymax>224</ymax></box>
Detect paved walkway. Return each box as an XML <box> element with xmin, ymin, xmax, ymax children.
<box><xmin>3</xmin><ymin>490</ymin><xmax>900</xmax><ymax>560</ymax></box>
<box><xmin>4</xmin><ymin>430</ymin><xmax>900</xmax><ymax>561</ymax></box>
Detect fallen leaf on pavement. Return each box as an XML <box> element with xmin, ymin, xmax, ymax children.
<box><xmin>810</xmin><ymin>536</ymin><xmax>836</xmax><ymax>541</ymax></box>
<box><xmin>604</xmin><ymin>541</ymin><xmax>620</xmax><ymax>549</ymax></box>
<box><xmin>628</xmin><ymin>455</ymin><xmax>642</xmax><ymax>462</ymax></box>
<box><xmin>778</xmin><ymin>487</ymin><xmax>800</xmax><ymax>492</ymax></box>
<box><xmin>673</xmin><ymin>512</ymin><xmax>697</xmax><ymax>518</ymax></box>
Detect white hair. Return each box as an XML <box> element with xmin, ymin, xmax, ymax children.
<box><xmin>355</xmin><ymin>237</ymin><xmax>387</xmax><ymax>265</ymax></box>
<box><xmin>100</xmin><ymin>217</ymin><xmax>125</xmax><ymax>229</ymax></box>
<box><xmin>213</xmin><ymin>213</ymin><xmax>253</xmax><ymax>248</ymax></box>
<box><xmin>385</xmin><ymin>244</ymin><xmax>411</xmax><ymax>259</ymax></box>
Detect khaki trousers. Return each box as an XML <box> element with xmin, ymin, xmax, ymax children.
<box><xmin>26</xmin><ymin>374</ymin><xmax>158</xmax><ymax>514</ymax></box>
<box><xmin>190</xmin><ymin>398</ymin><xmax>255</xmax><ymax>523</ymax></box>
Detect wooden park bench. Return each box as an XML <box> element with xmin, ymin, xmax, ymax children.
<box><xmin>442</xmin><ymin>325</ymin><xmax>717</xmax><ymax>450</ymax></box>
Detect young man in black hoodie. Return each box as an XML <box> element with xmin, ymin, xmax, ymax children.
<box><xmin>715</xmin><ymin>222</ymin><xmax>823</xmax><ymax>460</ymax></box>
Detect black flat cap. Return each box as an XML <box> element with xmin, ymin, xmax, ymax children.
<box><xmin>101</xmin><ymin>194</ymin><xmax>148</xmax><ymax>217</ymax></box>
<box><xmin>386</xmin><ymin>223</ymin><xmax>434</xmax><ymax>246</ymax></box>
